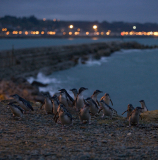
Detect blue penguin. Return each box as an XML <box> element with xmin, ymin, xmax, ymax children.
<box><xmin>122</xmin><ymin>104</ymin><xmax>135</xmax><ymax>119</ymax></box>
<box><xmin>75</xmin><ymin>87</ymin><xmax>88</xmax><ymax>111</ymax></box>
<box><xmin>100</xmin><ymin>93</ymin><xmax>113</xmax><ymax>106</ymax></box>
<box><xmin>91</xmin><ymin>90</ymin><xmax>102</xmax><ymax>105</ymax></box>
<box><xmin>139</xmin><ymin>100</ymin><xmax>148</xmax><ymax>112</ymax></box>
<box><xmin>59</xmin><ymin>89</ymin><xmax>74</xmax><ymax>108</ymax></box>
<box><xmin>129</xmin><ymin>107</ymin><xmax>142</xmax><ymax>126</ymax></box>
<box><xmin>70</xmin><ymin>88</ymin><xmax>78</xmax><ymax>100</ymax></box>
<box><xmin>10</xmin><ymin>94</ymin><xmax>34</xmax><ymax>113</ymax></box>
<box><xmin>51</xmin><ymin>95</ymin><xmax>59</xmax><ymax>115</ymax></box>
<box><xmin>43</xmin><ymin>93</ymin><xmax>53</xmax><ymax>114</ymax></box>
<box><xmin>85</xmin><ymin>97</ymin><xmax>99</xmax><ymax>116</ymax></box>
<box><xmin>58</xmin><ymin>103</ymin><xmax>73</xmax><ymax>128</ymax></box>
<box><xmin>79</xmin><ymin>101</ymin><xmax>91</xmax><ymax>124</ymax></box>
<box><xmin>99</xmin><ymin>100</ymin><xmax>113</xmax><ymax>119</ymax></box>
<box><xmin>8</xmin><ymin>102</ymin><xmax>24</xmax><ymax>119</ymax></box>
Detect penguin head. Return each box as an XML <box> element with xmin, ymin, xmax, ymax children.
<box><xmin>70</xmin><ymin>88</ymin><xmax>77</xmax><ymax>93</ymax></box>
<box><xmin>10</xmin><ymin>94</ymin><xmax>19</xmax><ymax>100</ymax></box>
<box><xmin>128</xmin><ymin>104</ymin><xmax>134</xmax><ymax>110</ymax></box>
<box><xmin>93</xmin><ymin>90</ymin><xmax>102</xmax><ymax>95</ymax></box>
<box><xmin>78</xmin><ymin>87</ymin><xmax>88</xmax><ymax>94</ymax></box>
<box><xmin>135</xmin><ymin>107</ymin><xmax>143</xmax><ymax>113</ymax></box>
<box><xmin>59</xmin><ymin>89</ymin><xmax>66</xmax><ymax>93</ymax></box>
<box><xmin>139</xmin><ymin>100</ymin><xmax>145</xmax><ymax>104</ymax></box>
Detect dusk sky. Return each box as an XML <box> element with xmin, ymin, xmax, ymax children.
<box><xmin>0</xmin><ymin>0</ymin><xmax>158</xmax><ymax>23</ymax></box>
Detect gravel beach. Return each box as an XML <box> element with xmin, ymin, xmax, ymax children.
<box><xmin>0</xmin><ymin>100</ymin><xmax>157</xmax><ymax>160</ymax></box>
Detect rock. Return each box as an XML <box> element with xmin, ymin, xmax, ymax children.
<box><xmin>127</xmin><ymin>132</ymin><xmax>132</xmax><ymax>136</ymax></box>
<box><xmin>31</xmin><ymin>81</ymin><xmax>48</xmax><ymax>87</ymax></box>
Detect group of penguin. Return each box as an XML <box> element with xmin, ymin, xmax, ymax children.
<box><xmin>7</xmin><ymin>87</ymin><xmax>148</xmax><ymax>128</ymax></box>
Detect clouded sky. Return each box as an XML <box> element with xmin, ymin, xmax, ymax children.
<box><xmin>0</xmin><ymin>0</ymin><xmax>158</xmax><ymax>23</ymax></box>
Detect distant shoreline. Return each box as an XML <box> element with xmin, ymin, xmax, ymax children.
<box><xmin>0</xmin><ymin>35</ymin><xmax>157</xmax><ymax>39</ymax></box>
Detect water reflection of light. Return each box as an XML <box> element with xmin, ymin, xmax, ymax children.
<box><xmin>92</xmin><ymin>37</ymin><xmax>98</xmax><ymax>40</ymax></box>
<box><xmin>68</xmin><ymin>38</ymin><xmax>74</xmax><ymax>40</ymax></box>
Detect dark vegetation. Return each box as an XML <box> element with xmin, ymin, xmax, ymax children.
<box><xmin>1</xmin><ymin>15</ymin><xmax>158</xmax><ymax>32</ymax></box>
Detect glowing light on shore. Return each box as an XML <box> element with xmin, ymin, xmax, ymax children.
<box><xmin>25</xmin><ymin>31</ymin><xmax>28</xmax><ymax>35</ymax></box>
<box><xmin>41</xmin><ymin>31</ymin><xmax>44</xmax><ymax>34</ymax></box>
<box><xmin>19</xmin><ymin>31</ymin><xmax>22</xmax><ymax>34</ymax></box>
<box><xmin>47</xmin><ymin>31</ymin><xmax>56</xmax><ymax>35</ymax></box>
<box><xmin>63</xmin><ymin>32</ymin><xmax>66</xmax><ymax>35</ymax></box>
<box><xmin>93</xmin><ymin>25</ymin><xmax>97</xmax><ymax>29</ymax></box>
<box><xmin>2</xmin><ymin>28</ymin><xmax>7</xmax><ymax>31</ymax></box>
<box><xmin>74</xmin><ymin>32</ymin><xmax>79</xmax><ymax>35</ymax></box>
<box><xmin>43</xmin><ymin>18</ymin><xmax>46</xmax><ymax>21</ymax></box>
<box><xmin>77</xmin><ymin>28</ymin><xmax>80</xmax><ymax>31</ymax></box>
<box><xmin>101</xmin><ymin>32</ymin><xmax>104</xmax><ymax>35</ymax></box>
<box><xmin>69</xmin><ymin>25</ymin><xmax>73</xmax><ymax>29</ymax></box>
<box><xmin>53</xmin><ymin>19</ymin><xmax>56</xmax><ymax>22</ymax></box>
<box><xmin>6</xmin><ymin>31</ymin><xmax>9</xmax><ymax>35</ymax></box>
<box><xmin>133</xmin><ymin>26</ymin><xmax>136</xmax><ymax>29</ymax></box>
<box><xmin>86</xmin><ymin>32</ymin><xmax>89</xmax><ymax>35</ymax></box>
<box><xmin>69</xmin><ymin>32</ymin><xmax>72</xmax><ymax>35</ymax></box>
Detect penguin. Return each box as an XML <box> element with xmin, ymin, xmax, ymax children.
<box><xmin>139</xmin><ymin>100</ymin><xmax>148</xmax><ymax>112</ymax></box>
<box><xmin>51</xmin><ymin>95</ymin><xmax>59</xmax><ymax>115</ymax></box>
<box><xmin>75</xmin><ymin>87</ymin><xmax>88</xmax><ymax>111</ymax></box>
<box><xmin>79</xmin><ymin>101</ymin><xmax>91</xmax><ymax>124</ymax></box>
<box><xmin>100</xmin><ymin>93</ymin><xmax>117</xmax><ymax>116</ymax></box>
<box><xmin>85</xmin><ymin>97</ymin><xmax>99</xmax><ymax>116</ymax></box>
<box><xmin>10</xmin><ymin>94</ymin><xmax>34</xmax><ymax>113</ymax></box>
<box><xmin>43</xmin><ymin>93</ymin><xmax>53</xmax><ymax>114</ymax></box>
<box><xmin>129</xmin><ymin>107</ymin><xmax>142</xmax><ymax>126</ymax></box>
<box><xmin>99</xmin><ymin>100</ymin><xmax>113</xmax><ymax>119</ymax></box>
<box><xmin>8</xmin><ymin>102</ymin><xmax>24</xmax><ymax>119</ymax></box>
<box><xmin>122</xmin><ymin>104</ymin><xmax>135</xmax><ymax>119</ymax></box>
<box><xmin>100</xmin><ymin>93</ymin><xmax>113</xmax><ymax>106</ymax></box>
<box><xmin>91</xmin><ymin>90</ymin><xmax>102</xmax><ymax>106</ymax></box>
<box><xmin>58</xmin><ymin>103</ymin><xmax>73</xmax><ymax>128</ymax></box>
<box><xmin>58</xmin><ymin>89</ymin><xmax>74</xmax><ymax>108</ymax></box>
<box><xmin>70</xmin><ymin>88</ymin><xmax>78</xmax><ymax>100</ymax></box>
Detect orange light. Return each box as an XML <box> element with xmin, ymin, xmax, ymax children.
<box><xmin>86</xmin><ymin>32</ymin><xmax>89</xmax><ymax>35</ymax></box>
<box><xmin>2</xmin><ymin>28</ymin><xmax>7</xmax><ymax>31</ymax></box>
<box><xmin>77</xmin><ymin>28</ymin><xmax>80</xmax><ymax>31</ymax></box>
<box><xmin>74</xmin><ymin>32</ymin><xmax>79</xmax><ymax>35</ymax></box>
<box><xmin>101</xmin><ymin>32</ymin><xmax>104</xmax><ymax>35</ymax></box>
<box><xmin>35</xmin><ymin>31</ymin><xmax>39</xmax><ymax>34</ymax></box>
<box><xmin>63</xmin><ymin>32</ymin><xmax>66</xmax><ymax>35</ymax></box>
<box><xmin>69</xmin><ymin>32</ymin><xmax>72</xmax><ymax>35</ymax></box>
<box><xmin>53</xmin><ymin>19</ymin><xmax>56</xmax><ymax>22</ymax></box>
<box><xmin>19</xmin><ymin>31</ymin><xmax>22</xmax><ymax>34</ymax></box>
<box><xmin>43</xmin><ymin>18</ymin><xmax>46</xmax><ymax>21</ymax></box>
<box><xmin>6</xmin><ymin>31</ymin><xmax>9</xmax><ymax>35</ymax></box>
<box><xmin>25</xmin><ymin>31</ymin><xmax>28</xmax><ymax>35</ymax></box>
<box><xmin>41</xmin><ymin>31</ymin><xmax>44</xmax><ymax>34</ymax></box>
<box><xmin>12</xmin><ymin>31</ymin><xmax>18</xmax><ymax>34</ymax></box>
<box><xmin>47</xmin><ymin>31</ymin><xmax>56</xmax><ymax>35</ymax></box>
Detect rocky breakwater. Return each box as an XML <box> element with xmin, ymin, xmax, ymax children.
<box><xmin>0</xmin><ymin>41</ymin><xmax>157</xmax><ymax>80</ymax></box>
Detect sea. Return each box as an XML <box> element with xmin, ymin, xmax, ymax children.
<box><xmin>0</xmin><ymin>37</ymin><xmax>158</xmax><ymax>115</ymax></box>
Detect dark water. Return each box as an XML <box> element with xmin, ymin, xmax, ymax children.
<box><xmin>0</xmin><ymin>37</ymin><xmax>158</xmax><ymax>51</ymax></box>
<box><xmin>28</xmin><ymin>47</ymin><xmax>158</xmax><ymax>115</ymax></box>
<box><xmin>1</xmin><ymin>37</ymin><xmax>157</xmax><ymax>115</ymax></box>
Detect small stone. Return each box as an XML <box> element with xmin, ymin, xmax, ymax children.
<box><xmin>101</xmin><ymin>140</ymin><xmax>107</xmax><ymax>143</ymax></box>
<box><xmin>127</xmin><ymin>132</ymin><xmax>132</xmax><ymax>136</ymax></box>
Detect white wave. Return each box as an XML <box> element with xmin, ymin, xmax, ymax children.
<box><xmin>27</xmin><ymin>72</ymin><xmax>61</xmax><ymax>84</ymax></box>
<box><xmin>115</xmin><ymin>49</ymin><xmax>141</xmax><ymax>55</ymax></box>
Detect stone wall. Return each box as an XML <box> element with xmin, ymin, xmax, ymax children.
<box><xmin>0</xmin><ymin>41</ymin><xmax>157</xmax><ymax>79</ymax></box>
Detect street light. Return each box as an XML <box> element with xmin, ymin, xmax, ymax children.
<box><xmin>69</xmin><ymin>25</ymin><xmax>74</xmax><ymax>29</ymax></box>
<box><xmin>93</xmin><ymin>25</ymin><xmax>97</xmax><ymax>30</ymax></box>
